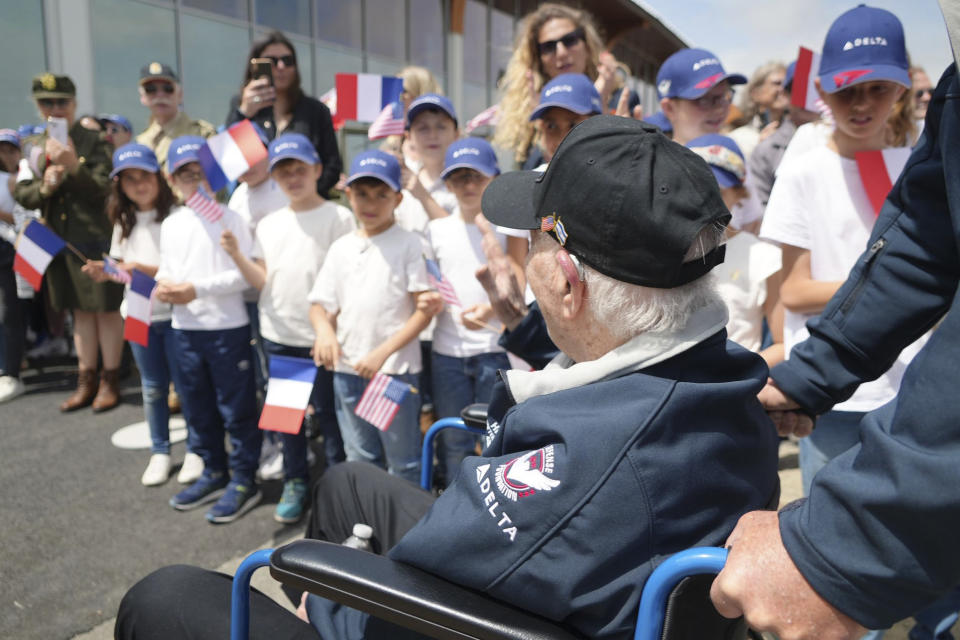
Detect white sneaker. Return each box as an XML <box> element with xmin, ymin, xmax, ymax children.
<box><xmin>177</xmin><ymin>452</ymin><xmax>205</xmax><ymax>484</ymax></box>
<box><xmin>141</xmin><ymin>453</ymin><xmax>172</xmax><ymax>486</ymax></box>
<box><xmin>26</xmin><ymin>336</ymin><xmax>69</xmax><ymax>360</ymax></box>
<box><xmin>258</xmin><ymin>447</ymin><xmax>284</xmax><ymax>481</ymax></box>
<box><xmin>0</xmin><ymin>376</ymin><xmax>25</xmax><ymax>404</ymax></box>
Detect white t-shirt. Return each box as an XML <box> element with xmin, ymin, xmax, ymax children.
<box><xmin>228</xmin><ymin>178</ymin><xmax>289</xmax><ymax>233</ymax></box>
<box><xmin>714</xmin><ymin>231</ymin><xmax>781</xmax><ymax>352</ymax></box>
<box><xmin>109</xmin><ymin>209</ymin><xmax>172</xmax><ymax>322</ymax></box>
<box><xmin>308</xmin><ymin>224</ymin><xmax>430</xmax><ymax>375</ymax></box>
<box><xmin>155</xmin><ymin>204</ymin><xmax>251</xmax><ymax>331</ymax></box>
<box><xmin>775</xmin><ymin>121</ymin><xmax>833</xmax><ymax>177</ymax></box>
<box><xmin>427</xmin><ymin>211</ymin><xmax>506</xmax><ymax>357</ymax></box>
<box><xmin>760</xmin><ymin>145</ymin><xmax>927</xmax><ymax>412</ymax></box>
<box><xmin>393</xmin><ymin>190</ymin><xmax>431</xmax><ymax>235</ymax></box>
<box><xmin>252</xmin><ymin>202</ymin><xmax>356</xmax><ymax>347</ymax></box>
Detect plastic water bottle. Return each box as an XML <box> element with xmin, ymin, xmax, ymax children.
<box><xmin>342</xmin><ymin>523</ymin><xmax>373</xmax><ymax>551</ymax></box>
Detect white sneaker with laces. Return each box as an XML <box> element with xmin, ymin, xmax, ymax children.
<box><xmin>177</xmin><ymin>451</ymin><xmax>205</xmax><ymax>484</ymax></box>
<box><xmin>141</xmin><ymin>453</ymin><xmax>172</xmax><ymax>486</ymax></box>
<box><xmin>0</xmin><ymin>376</ymin><xmax>25</xmax><ymax>404</ymax></box>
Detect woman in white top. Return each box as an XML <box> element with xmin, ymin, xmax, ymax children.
<box><xmin>83</xmin><ymin>144</ymin><xmax>193</xmax><ymax>487</ymax></box>
<box><xmin>760</xmin><ymin>6</ymin><xmax>925</xmax><ymax>498</ymax></box>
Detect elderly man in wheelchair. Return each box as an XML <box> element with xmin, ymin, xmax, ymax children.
<box><xmin>115</xmin><ymin>116</ymin><xmax>779</xmax><ymax>640</ymax></box>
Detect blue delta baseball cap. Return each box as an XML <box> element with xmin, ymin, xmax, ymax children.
<box><xmin>529</xmin><ymin>73</ymin><xmax>603</xmax><ymax>121</ymax></box>
<box><xmin>167</xmin><ymin>135</ymin><xmax>206</xmax><ymax>173</ymax></box>
<box><xmin>440</xmin><ymin>137</ymin><xmax>500</xmax><ymax>180</ymax></box>
<box><xmin>642</xmin><ymin>111</ymin><xmax>673</xmax><ymax>134</ymax></box>
<box><xmin>0</xmin><ymin>129</ymin><xmax>20</xmax><ymax>148</ymax></box>
<box><xmin>686</xmin><ymin>134</ymin><xmax>747</xmax><ymax>189</ymax></box>
<box><xmin>347</xmin><ymin>150</ymin><xmax>402</xmax><ymax>192</ymax></box>
<box><xmin>98</xmin><ymin>113</ymin><xmax>133</xmax><ymax>132</ymax></box>
<box><xmin>406</xmin><ymin>93</ymin><xmax>458</xmax><ymax>128</ymax></box>
<box><xmin>818</xmin><ymin>4</ymin><xmax>909</xmax><ymax>94</ymax></box>
<box><xmin>110</xmin><ymin>143</ymin><xmax>159</xmax><ymax>178</ymax></box>
<box><xmin>268</xmin><ymin>133</ymin><xmax>320</xmax><ymax>170</ymax></box>
<box><xmin>17</xmin><ymin>124</ymin><xmax>45</xmax><ymax>139</ymax></box>
<box><xmin>656</xmin><ymin>48</ymin><xmax>747</xmax><ymax>100</ymax></box>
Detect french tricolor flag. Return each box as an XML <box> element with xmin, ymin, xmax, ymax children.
<box><xmin>124</xmin><ymin>269</ymin><xmax>157</xmax><ymax>347</ymax></box>
<box><xmin>334</xmin><ymin>74</ymin><xmax>404</xmax><ymax>123</ymax></box>
<box><xmin>855</xmin><ymin>147</ymin><xmax>913</xmax><ymax>216</ymax></box>
<box><xmin>14</xmin><ymin>220</ymin><xmax>65</xmax><ymax>291</ymax></box>
<box><xmin>790</xmin><ymin>47</ymin><xmax>822</xmax><ymax>113</ymax></box>
<box><xmin>197</xmin><ymin>120</ymin><xmax>268</xmax><ymax>192</ymax></box>
<box><xmin>259</xmin><ymin>356</ymin><xmax>318</xmax><ymax>434</ymax></box>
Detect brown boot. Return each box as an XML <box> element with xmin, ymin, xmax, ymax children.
<box><xmin>91</xmin><ymin>369</ymin><xmax>121</xmax><ymax>413</ymax></box>
<box><xmin>60</xmin><ymin>369</ymin><xmax>98</xmax><ymax>412</ymax></box>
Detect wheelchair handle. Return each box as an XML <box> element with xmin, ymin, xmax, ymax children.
<box><xmin>230</xmin><ymin>548</ymin><xmax>274</xmax><ymax>640</ymax></box>
<box><xmin>634</xmin><ymin>547</ymin><xmax>728</xmax><ymax>640</ymax></box>
<box><xmin>420</xmin><ymin>417</ymin><xmax>485</xmax><ymax>490</ymax></box>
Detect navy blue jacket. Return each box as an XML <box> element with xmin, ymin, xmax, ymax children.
<box><xmin>392</xmin><ymin>330</ymin><xmax>779</xmax><ymax>638</ymax></box>
<box><xmin>774</xmin><ymin>65</ymin><xmax>960</xmax><ymax>629</ymax></box>
<box><xmin>497</xmin><ymin>302</ymin><xmax>560</xmax><ymax>370</ymax></box>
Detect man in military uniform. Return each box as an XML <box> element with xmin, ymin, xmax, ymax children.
<box><xmin>136</xmin><ymin>62</ymin><xmax>215</xmax><ymax>169</ymax></box>
<box><xmin>14</xmin><ymin>73</ymin><xmax>124</xmax><ymax>412</ymax></box>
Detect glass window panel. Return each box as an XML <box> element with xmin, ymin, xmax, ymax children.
<box><xmin>490</xmin><ymin>9</ymin><xmax>514</xmax><ymax>88</ymax></box>
<box><xmin>315</xmin><ymin>0</ymin><xmax>362</xmax><ymax>49</ymax></box>
<box><xmin>366</xmin><ymin>55</ymin><xmax>406</xmax><ymax>77</ymax></box>
<box><xmin>409</xmin><ymin>0</ymin><xmax>444</xmax><ymax>75</ymax></box>
<box><xmin>91</xmin><ymin>0</ymin><xmax>176</xmax><ymax>134</ymax></box>
<box><xmin>180</xmin><ymin>15</ymin><xmax>249</xmax><ymax>127</ymax></box>
<box><xmin>255</xmin><ymin>0</ymin><xmax>310</xmax><ymax>36</ymax></box>
<box><xmin>463</xmin><ymin>0</ymin><xmax>487</xmax><ymax>84</ymax></box>
<box><xmin>314</xmin><ymin>44</ymin><xmax>363</xmax><ymax>94</ymax></box>
<box><xmin>292</xmin><ymin>38</ymin><xmax>314</xmax><ymax>96</ymax></box>
<box><xmin>463</xmin><ymin>82</ymin><xmax>489</xmax><ymax>121</ymax></box>
<box><xmin>182</xmin><ymin>0</ymin><xmax>247</xmax><ymax>20</ymax></box>
<box><xmin>364</xmin><ymin>0</ymin><xmax>406</xmax><ymax>60</ymax></box>
<box><xmin>0</xmin><ymin>3</ymin><xmax>47</xmax><ymax>128</ymax></box>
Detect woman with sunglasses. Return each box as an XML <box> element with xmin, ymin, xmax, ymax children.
<box><xmin>13</xmin><ymin>73</ymin><xmax>125</xmax><ymax>412</ymax></box>
<box><xmin>226</xmin><ymin>31</ymin><xmax>342</xmax><ymax>200</ymax></box>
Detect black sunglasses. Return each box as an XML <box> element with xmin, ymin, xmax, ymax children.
<box><xmin>143</xmin><ymin>82</ymin><xmax>176</xmax><ymax>95</ymax></box>
<box><xmin>538</xmin><ymin>28</ymin><xmax>585</xmax><ymax>56</ymax></box>
<box><xmin>38</xmin><ymin>98</ymin><xmax>71</xmax><ymax>108</ymax></box>
<box><xmin>265</xmin><ymin>54</ymin><xmax>296</xmax><ymax>67</ymax></box>
<box><xmin>915</xmin><ymin>88</ymin><xmax>933</xmax><ymax>99</ymax></box>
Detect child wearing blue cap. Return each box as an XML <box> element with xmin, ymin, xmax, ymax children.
<box><xmin>155</xmin><ymin>135</ymin><xmax>263</xmax><ymax>523</ymax></box>
<box><xmin>656</xmin><ymin>47</ymin><xmax>747</xmax><ymax>144</ymax></box>
<box><xmin>687</xmin><ymin>135</ymin><xmax>784</xmax><ymax>370</ymax></box>
<box><xmin>530</xmin><ymin>73</ymin><xmax>603</xmax><ymax>163</ymax></box>
<box><xmin>425</xmin><ymin>138</ymin><xmax>509</xmax><ymax>486</ymax></box>
<box><xmin>760</xmin><ymin>6</ymin><xmax>929</xmax><ymax>510</ymax></box>
<box><xmin>308</xmin><ymin>150</ymin><xmax>435</xmax><ymax>483</ymax></box>
<box><xmin>81</xmin><ymin>143</ymin><xmax>193</xmax><ymax>486</ymax></box>
<box><xmin>0</xmin><ymin>129</ymin><xmax>28</xmax><ymax>404</ymax></box>
<box><xmin>220</xmin><ymin>133</ymin><xmax>355</xmax><ymax>523</ymax></box>
<box><xmin>401</xmin><ymin>94</ymin><xmax>460</xmax><ymax>223</ymax></box>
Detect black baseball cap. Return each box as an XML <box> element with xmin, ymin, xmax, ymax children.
<box><xmin>140</xmin><ymin>61</ymin><xmax>179</xmax><ymax>85</ymax></box>
<box><xmin>481</xmin><ymin>115</ymin><xmax>730</xmax><ymax>289</ymax></box>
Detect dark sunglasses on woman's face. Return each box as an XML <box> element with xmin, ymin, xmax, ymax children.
<box><xmin>266</xmin><ymin>55</ymin><xmax>296</xmax><ymax>67</ymax></box>
<box><xmin>915</xmin><ymin>88</ymin><xmax>933</xmax><ymax>99</ymax></box>
<box><xmin>143</xmin><ymin>82</ymin><xmax>176</xmax><ymax>95</ymax></box>
<box><xmin>538</xmin><ymin>28</ymin><xmax>585</xmax><ymax>56</ymax></box>
<box><xmin>38</xmin><ymin>98</ymin><xmax>71</xmax><ymax>108</ymax></box>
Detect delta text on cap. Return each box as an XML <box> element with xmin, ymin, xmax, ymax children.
<box><xmin>529</xmin><ymin>73</ymin><xmax>604</xmax><ymax>121</ymax></box>
<box><xmin>110</xmin><ymin>143</ymin><xmax>159</xmax><ymax>178</ymax></box>
<box><xmin>167</xmin><ymin>135</ymin><xmax>205</xmax><ymax>174</ymax></box>
<box><xmin>406</xmin><ymin>94</ymin><xmax>458</xmax><ymax>128</ymax></box>
<box><xmin>656</xmin><ymin>48</ymin><xmax>746</xmax><ymax>100</ymax></box>
<box><xmin>481</xmin><ymin>115</ymin><xmax>730</xmax><ymax>289</ymax></box>
<box><xmin>347</xmin><ymin>150</ymin><xmax>402</xmax><ymax>192</ymax></box>
<box><xmin>441</xmin><ymin>137</ymin><xmax>500</xmax><ymax>180</ymax></box>
<box><xmin>817</xmin><ymin>4</ymin><xmax>909</xmax><ymax>93</ymax></box>
<box><xmin>268</xmin><ymin>133</ymin><xmax>320</xmax><ymax>170</ymax></box>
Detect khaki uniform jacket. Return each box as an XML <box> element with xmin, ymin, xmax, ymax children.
<box><xmin>137</xmin><ymin>111</ymin><xmax>216</xmax><ymax>169</ymax></box>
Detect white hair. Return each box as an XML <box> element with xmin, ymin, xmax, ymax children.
<box><xmin>584</xmin><ymin>223</ymin><xmax>726</xmax><ymax>341</ymax></box>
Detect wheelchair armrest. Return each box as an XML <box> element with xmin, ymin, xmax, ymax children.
<box><xmin>269</xmin><ymin>539</ymin><xmax>581</xmax><ymax>640</ymax></box>
<box><xmin>459</xmin><ymin>403</ymin><xmax>488</xmax><ymax>430</ymax></box>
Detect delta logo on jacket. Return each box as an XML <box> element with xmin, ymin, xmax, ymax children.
<box><xmin>495</xmin><ymin>446</ymin><xmax>560</xmax><ymax>501</ymax></box>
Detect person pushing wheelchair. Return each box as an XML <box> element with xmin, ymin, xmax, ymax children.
<box><xmin>116</xmin><ymin>116</ymin><xmax>779</xmax><ymax>640</ymax></box>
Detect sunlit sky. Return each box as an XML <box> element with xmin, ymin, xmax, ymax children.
<box><xmin>636</xmin><ymin>0</ymin><xmax>953</xmax><ymax>82</ymax></box>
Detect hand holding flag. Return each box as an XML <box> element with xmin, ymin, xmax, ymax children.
<box><xmin>355</xmin><ymin>372</ymin><xmax>413</xmax><ymax>432</ymax></box>
<box><xmin>185</xmin><ymin>185</ymin><xmax>224</xmax><ymax>224</ymax></box>
<box><xmin>103</xmin><ymin>255</ymin><xmax>133</xmax><ymax>285</ymax></box>
<box><xmin>425</xmin><ymin>257</ymin><xmax>461</xmax><ymax>307</ymax></box>
<box><xmin>124</xmin><ymin>269</ymin><xmax>157</xmax><ymax>347</ymax></box>
<box><xmin>259</xmin><ymin>356</ymin><xmax>318</xmax><ymax>434</ymax></box>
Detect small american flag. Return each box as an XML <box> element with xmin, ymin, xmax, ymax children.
<box><xmin>103</xmin><ymin>256</ymin><xmax>132</xmax><ymax>285</ymax></box>
<box><xmin>185</xmin><ymin>185</ymin><xmax>223</xmax><ymax>223</ymax></box>
<box><xmin>425</xmin><ymin>257</ymin><xmax>460</xmax><ymax>307</ymax></box>
<box><xmin>368</xmin><ymin>101</ymin><xmax>405</xmax><ymax>140</ymax></box>
<box><xmin>464</xmin><ymin>104</ymin><xmax>500</xmax><ymax>134</ymax></box>
<box><xmin>355</xmin><ymin>372</ymin><xmax>411</xmax><ymax>431</ymax></box>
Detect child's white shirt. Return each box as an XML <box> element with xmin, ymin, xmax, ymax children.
<box><xmin>155</xmin><ymin>204</ymin><xmax>251</xmax><ymax>331</ymax></box>
<box><xmin>394</xmin><ymin>190</ymin><xmax>432</xmax><ymax>235</ymax></box>
<box><xmin>713</xmin><ymin>231</ymin><xmax>781</xmax><ymax>353</ymax></box>
<box><xmin>228</xmin><ymin>178</ymin><xmax>290</xmax><ymax>233</ymax></box>
<box><xmin>109</xmin><ymin>209</ymin><xmax>172</xmax><ymax>322</ymax></box>
<box><xmin>253</xmin><ymin>202</ymin><xmax>356</xmax><ymax>347</ymax></box>
<box><xmin>308</xmin><ymin>224</ymin><xmax>430</xmax><ymax>376</ymax></box>
<box><xmin>760</xmin><ymin>145</ymin><xmax>927</xmax><ymax>412</ymax></box>
<box><xmin>427</xmin><ymin>210</ymin><xmax>507</xmax><ymax>357</ymax></box>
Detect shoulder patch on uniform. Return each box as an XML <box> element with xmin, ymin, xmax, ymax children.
<box><xmin>495</xmin><ymin>445</ymin><xmax>559</xmax><ymax>502</ymax></box>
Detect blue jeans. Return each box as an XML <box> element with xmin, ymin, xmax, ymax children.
<box><xmin>261</xmin><ymin>338</ymin><xmax>344</xmax><ymax>480</ymax></box>
<box><xmin>332</xmin><ymin>371</ymin><xmax>421</xmax><ymax>484</ymax></box>
<box><xmin>431</xmin><ymin>351</ymin><xmax>509</xmax><ymax>486</ymax></box>
<box><xmin>173</xmin><ymin>325</ymin><xmax>261</xmax><ymax>485</ymax></box>
<box><xmin>799</xmin><ymin>410</ymin><xmax>866</xmax><ymax>496</ymax></box>
<box><xmin>129</xmin><ymin>320</ymin><xmax>196</xmax><ymax>455</ymax></box>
